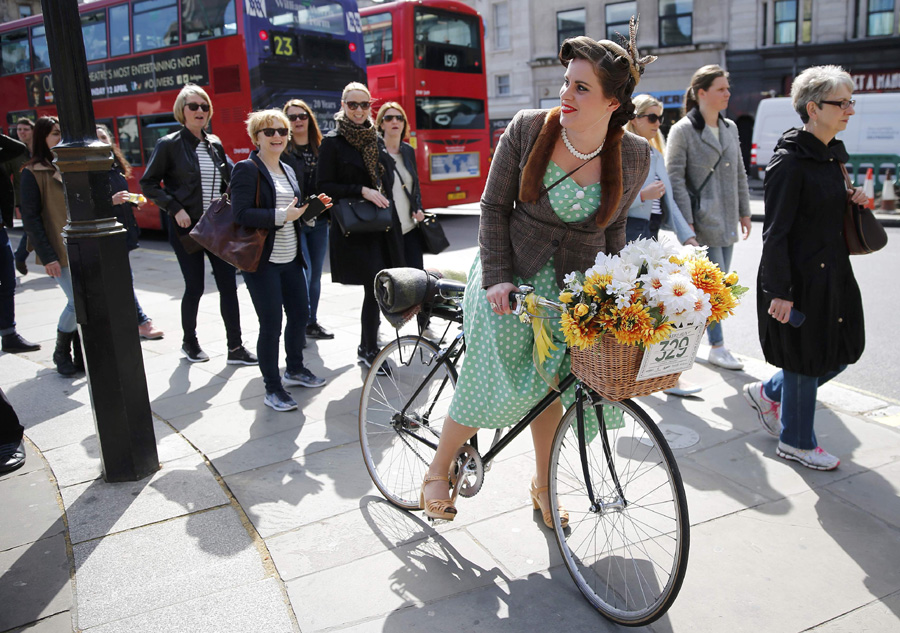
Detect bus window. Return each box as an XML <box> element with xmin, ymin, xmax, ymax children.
<box><xmin>415</xmin><ymin>97</ymin><xmax>485</xmax><ymax>130</ymax></box>
<box><xmin>361</xmin><ymin>13</ymin><xmax>392</xmax><ymax>66</ymax></box>
<box><xmin>183</xmin><ymin>0</ymin><xmax>237</xmax><ymax>42</ymax></box>
<box><xmin>117</xmin><ymin>116</ymin><xmax>142</xmax><ymax>167</ymax></box>
<box><xmin>140</xmin><ymin>113</ymin><xmax>180</xmax><ymax>164</ymax></box>
<box><xmin>270</xmin><ymin>1</ymin><xmax>346</xmax><ymax>35</ymax></box>
<box><xmin>414</xmin><ymin>7</ymin><xmax>482</xmax><ymax>74</ymax></box>
<box><xmin>109</xmin><ymin>4</ymin><xmax>131</xmax><ymax>57</ymax></box>
<box><xmin>1</xmin><ymin>29</ymin><xmax>30</xmax><ymax>76</ymax></box>
<box><xmin>82</xmin><ymin>11</ymin><xmax>108</xmax><ymax>61</ymax></box>
<box><xmin>133</xmin><ymin>0</ymin><xmax>179</xmax><ymax>53</ymax></box>
<box><xmin>31</xmin><ymin>25</ymin><xmax>49</xmax><ymax>71</ymax></box>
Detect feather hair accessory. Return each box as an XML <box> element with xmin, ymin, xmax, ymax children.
<box><xmin>596</xmin><ymin>15</ymin><xmax>657</xmax><ymax>86</ymax></box>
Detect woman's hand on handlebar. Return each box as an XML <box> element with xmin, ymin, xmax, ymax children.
<box><xmin>362</xmin><ymin>187</ymin><xmax>390</xmax><ymax>209</ymax></box>
<box><xmin>486</xmin><ymin>282</ymin><xmax>519</xmax><ymax>315</ymax></box>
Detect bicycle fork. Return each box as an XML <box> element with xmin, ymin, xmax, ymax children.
<box><xmin>575</xmin><ymin>383</ymin><xmax>627</xmax><ymax>515</ymax></box>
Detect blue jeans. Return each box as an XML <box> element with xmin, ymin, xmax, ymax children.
<box><xmin>763</xmin><ymin>366</ymin><xmax>847</xmax><ymax>450</ymax></box>
<box><xmin>300</xmin><ymin>220</ymin><xmax>328</xmax><ymax>325</ymax></box>
<box><xmin>625</xmin><ymin>216</ymin><xmax>661</xmax><ymax>243</ymax></box>
<box><xmin>242</xmin><ymin>258</ymin><xmax>309</xmax><ymax>395</ymax></box>
<box><xmin>0</xmin><ymin>227</ymin><xmax>16</xmax><ymax>336</ymax></box>
<box><xmin>55</xmin><ymin>266</ymin><xmax>77</xmax><ymax>333</ymax></box>
<box><xmin>705</xmin><ymin>245</ymin><xmax>733</xmax><ymax>347</ymax></box>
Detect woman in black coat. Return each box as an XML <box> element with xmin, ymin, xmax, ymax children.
<box><xmin>316</xmin><ymin>82</ymin><xmax>404</xmax><ymax>371</ymax></box>
<box><xmin>743</xmin><ymin>65</ymin><xmax>868</xmax><ymax>471</ymax></box>
<box><xmin>232</xmin><ymin>110</ymin><xmax>331</xmax><ymax>412</ymax></box>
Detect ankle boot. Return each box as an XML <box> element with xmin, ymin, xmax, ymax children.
<box><xmin>53</xmin><ymin>330</ymin><xmax>77</xmax><ymax>377</ymax></box>
<box><xmin>71</xmin><ymin>330</ymin><xmax>85</xmax><ymax>373</ymax></box>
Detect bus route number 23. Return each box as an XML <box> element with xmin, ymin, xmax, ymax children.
<box><xmin>654</xmin><ymin>335</ymin><xmax>691</xmax><ymax>362</ymax></box>
<box><xmin>273</xmin><ymin>34</ymin><xmax>295</xmax><ymax>57</ymax></box>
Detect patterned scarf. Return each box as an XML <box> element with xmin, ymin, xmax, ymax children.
<box><xmin>335</xmin><ymin>110</ymin><xmax>383</xmax><ymax>189</ymax></box>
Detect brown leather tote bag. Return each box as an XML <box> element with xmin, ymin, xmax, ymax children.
<box><xmin>840</xmin><ymin>164</ymin><xmax>888</xmax><ymax>255</ymax></box>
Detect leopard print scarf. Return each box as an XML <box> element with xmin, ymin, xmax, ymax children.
<box><xmin>335</xmin><ymin>110</ymin><xmax>383</xmax><ymax>189</ymax></box>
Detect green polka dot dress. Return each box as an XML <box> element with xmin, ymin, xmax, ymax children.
<box><xmin>449</xmin><ymin>161</ymin><xmax>604</xmax><ymax>434</ymax></box>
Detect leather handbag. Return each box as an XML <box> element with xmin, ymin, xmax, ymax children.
<box><xmin>418</xmin><ymin>213</ymin><xmax>449</xmax><ymax>254</ymax></box>
<box><xmin>189</xmin><ymin>174</ymin><xmax>268</xmax><ymax>272</ymax></box>
<box><xmin>332</xmin><ymin>197</ymin><xmax>393</xmax><ymax>237</ymax></box>
<box><xmin>840</xmin><ymin>164</ymin><xmax>888</xmax><ymax>255</ymax></box>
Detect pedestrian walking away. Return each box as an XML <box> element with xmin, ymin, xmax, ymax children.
<box><xmin>665</xmin><ymin>64</ymin><xmax>752</xmax><ymax>371</ymax></box>
<box><xmin>232</xmin><ymin>109</ymin><xmax>331</xmax><ymax>412</ymax></box>
<box><xmin>419</xmin><ymin>31</ymin><xmax>652</xmax><ymax>523</ymax></box>
<box><xmin>745</xmin><ymin>65</ymin><xmax>868</xmax><ymax>471</ymax></box>
<box><xmin>140</xmin><ymin>83</ymin><xmax>256</xmax><ymax>366</ymax></box>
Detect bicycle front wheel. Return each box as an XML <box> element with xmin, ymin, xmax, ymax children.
<box><xmin>548</xmin><ymin>396</ymin><xmax>689</xmax><ymax>626</ymax></box>
<box><xmin>359</xmin><ymin>336</ymin><xmax>457</xmax><ymax>510</ymax></box>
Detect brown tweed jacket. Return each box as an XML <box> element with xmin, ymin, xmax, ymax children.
<box><xmin>480</xmin><ymin>108</ymin><xmax>650</xmax><ymax>288</ymax></box>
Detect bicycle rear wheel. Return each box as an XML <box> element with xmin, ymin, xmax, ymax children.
<box><xmin>359</xmin><ymin>336</ymin><xmax>457</xmax><ymax>510</ymax></box>
<box><xmin>548</xmin><ymin>395</ymin><xmax>689</xmax><ymax>626</ymax></box>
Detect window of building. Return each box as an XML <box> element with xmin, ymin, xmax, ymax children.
<box><xmin>31</xmin><ymin>25</ymin><xmax>48</xmax><ymax>71</ymax></box>
<box><xmin>82</xmin><ymin>11</ymin><xmax>108</xmax><ymax>61</ymax></box>
<box><xmin>109</xmin><ymin>4</ymin><xmax>131</xmax><ymax>57</ymax></box>
<box><xmin>117</xmin><ymin>116</ymin><xmax>142</xmax><ymax>167</ymax></box>
<box><xmin>774</xmin><ymin>0</ymin><xmax>812</xmax><ymax>44</ymax></box>
<box><xmin>361</xmin><ymin>13</ymin><xmax>393</xmax><ymax>65</ymax></box>
<box><xmin>496</xmin><ymin>73</ymin><xmax>510</xmax><ymax>96</ymax></box>
<box><xmin>183</xmin><ymin>0</ymin><xmax>237</xmax><ymax>42</ymax></box>
<box><xmin>867</xmin><ymin>0</ymin><xmax>895</xmax><ymax>36</ymax></box>
<box><xmin>605</xmin><ymin>2</ymin><xmax>636</xmax><ymax>40</ymax></box>
<box><xmin>133</xmin><ymin>0</ymin><xmax>179</xmax><ymax>53</ymax></box>
<box><xmin>659</xmin><ymin>0</ymin><xmax>692</xmax><ymax>47</ymax></box>
<box><xmin>1</xmin><ymin>29</ymin><xmax>29</xmax><ymax>76</ymax></box>
<box><xmin>557</xmin><ymin>8</ymin><xmax>586</xmax><ymax>50</ymax></box>
<box><xmin>18</xmin><ymin>4</ymin><xmax>32</xmax><ymax>19</ymax></box>
<box><xmin>493</xmin><ymin>2</ymin><xmax>510</xmax><ymax>50</ymax></box>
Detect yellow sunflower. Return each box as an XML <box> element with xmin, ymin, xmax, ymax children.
<box><xmin>708</xmin><ymin>289</ymin><xmax>739</xmax><ymax>322</ymax></box>
<box><xmin>560</xmin><ymin>313</ymin><xmax>601</xmax><ymax>349</ymax></box>
<box><xmin>559</xmin><ymin>291</ymin><xmax>574</xmax><ymax>303</ymax></box>
<box><xmin>583</xmin><ymin>272</ymin><xmax>612</xmax><ymax>297</ymax></box>
<box><xmin>647</xmin><ymin>320</ymin><xmax>675</xmax><ymax>346</ymax></box>
<box><xmin>688</xmin><ymin>258</ymin><xmax>725</xmax><ymax>295</ymax></box>
<box><xmin>612</xmin><ymin>304</ymin><xmax>656</xmax><ymax>347</ymax></box>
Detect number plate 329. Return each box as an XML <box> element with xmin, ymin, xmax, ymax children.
<box><xmin>636</xmin><ymin>323</ymin><xmax>705</xmax><ymax>381</ymax></box>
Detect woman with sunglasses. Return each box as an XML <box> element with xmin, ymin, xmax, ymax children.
<box><xmin>232</xmin><ymin>110</ymin><xmax>332</xmax><ymax>411</ymax></box>
<box><xmin>141</xmin><ymin>84</ymin><xmax>256</xmax><ymax>366</ymax></box>
<box><xmin>666</xmin><ymin>65</ymin><xmax>751</xmax><ymax>371</ymax></box>
<box><xmin>317</xmin><ymin>82</ymin><xmax>405</xmax><ymax>373</ymax></box>
<box><xmin>743</xmin><ymin>66</ymin><xmax>867</xmax><ymax>471</ymax></box>
<box><xmin>282</xmin><ymin>99</ymin><xmax>333</xmax><ymax>343</ymax></box>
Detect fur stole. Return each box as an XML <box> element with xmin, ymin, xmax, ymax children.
<box><xmin>519</xmin><ymin>107</ymin><xmax>624</xmax><ymax>228</ymax></box>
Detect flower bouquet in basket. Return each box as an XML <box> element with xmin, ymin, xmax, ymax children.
<box><xmin>558</xmin><ymin>238</ymin><xmax>748</xmax><ymax>400</ymax></box>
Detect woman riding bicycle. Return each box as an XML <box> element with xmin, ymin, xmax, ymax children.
<box><xmin>421</xmin><ymin>29</ymin><xmax>654</xmax><ymax>524</ymax></box>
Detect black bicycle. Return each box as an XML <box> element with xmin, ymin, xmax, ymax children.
<box><xmin>359</xmin><ymin>277</ymin><xmax>689</xmax><ymax>626</ymax></box>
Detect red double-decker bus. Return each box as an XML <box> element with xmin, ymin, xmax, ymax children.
<box><xmin>360</xmin><ymin>0</ymin><xmax>488</xmax><ymax>210</ymax></box>
<box><xmin>0</xmin><ymin>0</ymin><xmax>366</xmax><ymax>230</ymax></box>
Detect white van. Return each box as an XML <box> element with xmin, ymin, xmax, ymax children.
<box><xmin>750</xmin><ymin>93</ymin><xmax>900</xmax><ymax>180</ymax></box>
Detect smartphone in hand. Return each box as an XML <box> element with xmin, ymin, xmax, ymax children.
<box><xmin>788</xmin><ymin>308</ymin><xmax>806</xmax><ymax>328</ymax></box>
<box><xmin>301</xmin><ymin>195</ymin><xmax>328</xmax><ymax>222</ymax></box>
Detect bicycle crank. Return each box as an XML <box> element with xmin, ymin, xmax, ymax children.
<box><xmin>449</xmin><ymin>444</ymin><xmax>484</xmax><ymax>498</ymax></box>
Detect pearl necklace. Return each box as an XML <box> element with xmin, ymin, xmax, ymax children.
<box><xmin>562</xmin><ymin>128</ymin><xmax>604</xmax><ymax>161</ymax></box>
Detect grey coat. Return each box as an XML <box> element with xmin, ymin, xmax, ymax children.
<box><xmin>665</xmin><ymin>108</ymin><xmax>751</xmax><ymax>247</ymax></box>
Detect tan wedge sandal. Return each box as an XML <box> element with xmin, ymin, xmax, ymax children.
<box><xmin>530</xmin><ymin>479</ymin><xmax>569</xmax><ymax>529</ymax></box>
<box><xmin>420</xmin><ymin>474</ymin><xmax>458</xmax><ymax>521</ymax></box>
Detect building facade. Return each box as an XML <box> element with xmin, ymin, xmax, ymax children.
<box><xmin>0</xmin><ymin>0</ymin><xmax>40</xmax><ymax>23</ymax></box>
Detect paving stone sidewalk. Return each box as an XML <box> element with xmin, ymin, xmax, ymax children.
<box><xmin>2</xmin><ymin>236</ymin><xmax>899</xmax><ymax>633</ymax></box>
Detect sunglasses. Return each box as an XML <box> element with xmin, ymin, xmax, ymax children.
<box><xmin>820</xmin><ymin>99</ymin><xmax>856</xmax><ymax>111</ymax></box>
<box><xmin>288</xmin><ymin>112</ymin><xmax>309</xmax><ymax>122</ymax></box>
<box><xmin>260</xmin><ymin>127</ymin><xmax>289</xmax><ymax>137</ymax></box>
<box><xmin>185</xmin><ymin>102</ymin><xmax>210</xmax><ymax>112</ymax></box>
<box><xmin>636</xmin><ymin>113</ymin><xmax>662</xmax><ymax>124</ymax></box>
<box><xmin>382</xmin><ymin>114</ymin><xmax>404</xmax><ymax>122</ymax></box>
<box><xmin>345</xmin><ymin>101</ymin><xmax>370</xmax><ymax>111</ymax></box>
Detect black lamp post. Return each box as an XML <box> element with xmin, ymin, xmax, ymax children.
<box><xmin>41</xmin><ymin>0</ymin><xmax>159</xmax><ymax>482</ymax></box>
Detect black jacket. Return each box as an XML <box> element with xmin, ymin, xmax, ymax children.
<box><xmin>109</xmin><ymin>168</ymin><xmax>141</xmax><ymax>251</ymax></box>
<box><xmin>317</xmin><ymin>130</ymin><xmax>404</xmax><ymax>285</ymax></box>
<box><xmin>232</xmin><ymin>152</ymin><xmax>304</xmax><ymax>273</ymax></box>
<box><xmin>140</xmin><ymin>127</ymin><xmax>232</xmax><ymax>221</ymax></box>
<box><xmin>282</xmin><ymin>144</ymin><xmax>316</xmax><ymax>199</ymax></box>
<box><xmin>758</xmin><ymin>128</ymin><xmax>864</xmax><ymax>376</ymax></box>
<box><xmin>382</xmin><ymin>141</ymin><xmax>423</xmax><ymax>213</ymax></box>
<box><xmin>0</xmin><ymin>134</ymin><xmax>27</xmax><ymax>227</ymax></box>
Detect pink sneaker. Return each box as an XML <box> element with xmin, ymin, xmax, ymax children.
<box><xmin>138</xmin><ymin>320</ymin><xmax>164</xmax><ymax>340</ymax></box>
<box><xmin>776</xmin><ymin>442</ymin><xmax>840</xmax><ymax>471</ymax></box>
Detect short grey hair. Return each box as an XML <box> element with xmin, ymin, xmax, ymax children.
<box><xmin>791</xmin><ymin>65</ymin><xmax>854</xmax><ymax>123</ymax></box>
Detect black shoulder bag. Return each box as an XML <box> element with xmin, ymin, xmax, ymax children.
<box><xmin>686</xmin><ymin>153</ymin><xmax>723</xmax><ymax>216</ymax></box>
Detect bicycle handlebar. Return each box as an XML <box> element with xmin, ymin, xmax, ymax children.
<box><xmin>510</xmin><ymin>284</ymin><xmax>563</xmax><ymax>317</ymax></box>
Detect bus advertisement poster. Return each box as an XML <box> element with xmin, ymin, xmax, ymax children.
<box><xmin>25</xmin><ymin>45</ymin><xmax>210</xmax><ymax>107</ymax></box>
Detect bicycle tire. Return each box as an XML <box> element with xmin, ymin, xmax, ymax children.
<box><xmin>359</xmin><ymin>336</ymin><xmax>457</xmax><ymax>510</ymax></box>
<box><xmin>548</xmin><ymin>396</ymin><xmax>690</xmax><ymax>626</ymax></box>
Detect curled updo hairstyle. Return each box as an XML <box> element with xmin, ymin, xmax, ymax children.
<box><xmin>683</xmin><ymin>65</ymin><xmax>729</xmax><ymax>115</ymax></box>
<box><xmin>558</xmin><ymin>36</ymin><xmax>639</xmax><ymax>132</ymax></box>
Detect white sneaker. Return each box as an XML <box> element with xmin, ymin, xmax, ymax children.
<box><xmin>743</xmin><ymin>381</ymin><xmax>781</xmax><ymax>436</ymax></box>
<box><xmin>708</xmin><ymin>346</ymin><xmax>744</xmax><ymax>370</ymax></box>
<box><xmin>776</xmin><ymin>441</ymin><xmax>840</xmax><ymax>471</ymax></box>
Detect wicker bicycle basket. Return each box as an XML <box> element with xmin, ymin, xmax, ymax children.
<box><xmin>570</xmin><ymin>333</ymin><xmax>681</xmax><ymax>401</ymax></box>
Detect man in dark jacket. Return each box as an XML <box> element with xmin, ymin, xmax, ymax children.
<box><xmin>0</xmin><ymin>133</ymin><xmax>41</xmax><ymax>354</ymax></box>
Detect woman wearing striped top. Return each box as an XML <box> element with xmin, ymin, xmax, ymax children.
<box><xmin>232</xmin><ymin>110</ymin><xmax>332</xmax><ymax>412</ymax></box>
<box><xmin>141</xmin><ymin>84</ymin><xmax>255</xmax><ymax>365</ymax></box>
